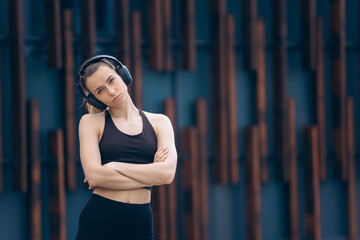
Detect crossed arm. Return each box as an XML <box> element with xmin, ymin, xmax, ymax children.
<box><xmin>79</xmin><ymin>113</ymin><xmax>177</xmax><ymax>190</ymax></box>
<box><xmin>104</xmin><ymin>115</ymin><xmax>177</xmax><ymax>186</ymax></box>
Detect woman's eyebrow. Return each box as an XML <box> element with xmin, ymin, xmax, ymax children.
<box><xmin>95</xmin><ymin>74</ymin><xmax>114</xmax><ymax>92</ymax></box>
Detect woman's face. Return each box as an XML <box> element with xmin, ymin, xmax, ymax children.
<box><xmin>85</xmin><ymin>65</ymin><xmax>128</xmax><ymax>107</ymax></box>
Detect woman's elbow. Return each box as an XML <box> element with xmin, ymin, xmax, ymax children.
<box><xmin>85</xmin><ymin>173</ymin><xmax>99</xmax><ymax>187</ymax></box>
<box><xmin>164</xmin><ymin>174</ymin><xmax>175</xmax><ymax>185</ymax></box>
<box><xmin>164</xmin><ymin>159</ymin><xmax>177</xmax><ymax>184</ymax></box>
<box><xmin>84</xmin><ymin>168</ymin><xmax>102</xmax><ymax>187</ymax></box>
<box><xmin>84</xmin><ymin>176</ymin><xmax>96</xmax><ymax>188</ymax></box>
<box><xmin>163</xmin><ymin>167</ymin><xmax>176</xmax><ymax>185</ymax></box>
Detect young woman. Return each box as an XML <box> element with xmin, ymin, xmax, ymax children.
<box><xmin>75</xmin><ymin>55</ymin><xmax>177</xmax><ymax>240</ymax></box>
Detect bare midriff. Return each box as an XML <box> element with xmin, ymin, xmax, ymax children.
<box><xmin>92</xmin><ymin>187</ymin><xmax>151</xmax><ymax>204</ymax></box>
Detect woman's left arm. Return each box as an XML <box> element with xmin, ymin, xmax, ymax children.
<box><xmin>105</xmin><ymin>114</ymin><xmax>177</xmax><ymax>186</ymax></box>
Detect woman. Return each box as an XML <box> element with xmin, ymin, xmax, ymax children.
<box><xmin>75</xmin><ymin>55</ymin><xmax>177</xmax><ymax>240</ymax></box>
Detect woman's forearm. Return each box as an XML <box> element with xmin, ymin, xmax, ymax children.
<box><xmin>87</xmin><ymin>165</ymin><xmax>152</xmax><ymax>190</ymax></box>
<box><xmin>106</xmin><ymin>160</ymin><xmax>176</xmax><ymax>186</ymax></box>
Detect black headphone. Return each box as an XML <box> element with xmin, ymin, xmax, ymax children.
<box><xmin>78</xmin><ymin>55</ymin><xmax>133</xmax><ymax>110</ymax></box>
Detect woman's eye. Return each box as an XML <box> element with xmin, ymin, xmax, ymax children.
<box><xmin>97</xmin><ymin>89</ymin><xmax>103</xmax><ymax>94</ymax></box>
<box><xmin>109</xmin><ymin>78</ymin><xmax>115</xmax><ymax>83</ymax></box>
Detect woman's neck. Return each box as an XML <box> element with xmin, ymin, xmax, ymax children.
<box><xmin>108</xmin><ymin>95</ymin><xmax>139</xmax><ymax>120</ymax></box>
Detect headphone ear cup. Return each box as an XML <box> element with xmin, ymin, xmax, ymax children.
<box><xmin>116</xmin><ymin>66</ymin><xmax>133</xmax><ymax>86</ymax></box>
<box><xmin>87</xmin><ymin>93</ymin><xmax>108</xmax><ymax>110</ymax></box>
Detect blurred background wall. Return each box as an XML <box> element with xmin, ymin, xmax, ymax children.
<box><xmin>0</xmin><ymin>0</ymin><xmax>359</xmax><ymax>239</ymax></box>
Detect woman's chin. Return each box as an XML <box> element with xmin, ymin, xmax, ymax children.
<box><xmin>108</xmin><ymin>98</ymin><xmax>125</xmax><ymax>108</ymax></box>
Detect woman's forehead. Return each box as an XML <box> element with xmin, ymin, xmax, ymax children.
<box><xmin>86</xmin><ymin>65</ymin><xmax>115</xmax><ymax>88</ymax></box>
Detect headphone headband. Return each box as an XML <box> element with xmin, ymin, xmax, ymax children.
<box><xmin>78</xmin><ymin>55</ymin><xmax>125</xmax><ymax>77</ymax></box>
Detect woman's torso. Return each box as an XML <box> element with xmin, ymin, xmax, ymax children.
<box><xmin>92</xmin><ymin>109</ymin><xmax>158</xmax><ymax>204</ymax></box>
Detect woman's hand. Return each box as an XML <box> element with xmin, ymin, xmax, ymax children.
<box><xmin>154</xmin><ymin>146</ymin><xmax>169</xmax><ymax>163</ymax></box>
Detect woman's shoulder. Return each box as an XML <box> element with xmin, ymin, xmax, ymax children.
<box><xmin>79</xmin><ymin>112</ymin><xmax>106</xmax><ymax>130</ymax></box>
<box><xmin>142</xmin><ymin>111</ymin><xmax>172</xmax><ymax>133</ymax></box>
<box><xmin>142</xmin><ymin>111</ymin><xmax>169</xmax><ymax>123</ymax></box>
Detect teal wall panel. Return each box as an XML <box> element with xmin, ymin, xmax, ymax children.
<box><xmin>0</xmin><ymin>0</ymin><xmax>359</xmax><ymax>239</ymax></box>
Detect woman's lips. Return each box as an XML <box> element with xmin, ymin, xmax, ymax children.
<box><xmin>113</xmin><ymin>94</ymin><xmax>121</xmax><ymax>101</ymax></box>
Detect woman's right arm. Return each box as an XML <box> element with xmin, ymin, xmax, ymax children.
<box><xmin>79</xmin><ymin>114</ymin><xmax>151</xmax><ymax>190</ymax></box>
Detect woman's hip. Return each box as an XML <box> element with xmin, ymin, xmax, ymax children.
<box><xmin>76</xmin><ymin>194</ymin><xmax>154</xmax><ymax>240</ymax></box>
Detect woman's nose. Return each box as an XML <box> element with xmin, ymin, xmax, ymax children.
<box><xmin>107</xmin><ymin>85</ymin><xmax>116</xmax><ymax>95</ymax></box>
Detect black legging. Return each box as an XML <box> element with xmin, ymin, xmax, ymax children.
<box><xmin>76</xmin><ymin>194</ymin><xmax>154</xmax><ymax>240</ymax></box>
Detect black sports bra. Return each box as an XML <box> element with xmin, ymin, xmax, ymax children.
<box><xmin>99</xmin><ymin>109</ymin><xmax>157</xmax><ymax>190</ymax></box>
